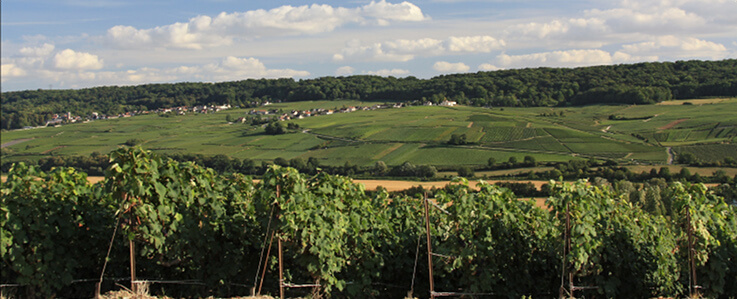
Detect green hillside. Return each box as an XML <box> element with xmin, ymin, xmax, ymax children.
<box><xmin>3</xmin><ymin>59</ymin><xmax>737</xmax><ymax>130</ymax></box>
<box><xmin>3</xmin><ymin>98</ymin><xmax>736</xmax><ymax>168</ymax></box>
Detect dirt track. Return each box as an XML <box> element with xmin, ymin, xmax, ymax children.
<box><xmin>1</xmin><ymin>138</ymin><xmax>32</xmax><ymax>148</ymax></box>
<box><xmin>659</xmin><ymin>119</ymin><xmax>688</xmax><ymax>130</ymax></box>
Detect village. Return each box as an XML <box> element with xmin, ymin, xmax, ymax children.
<box><xmin>37</xmin><ymin>100</ymin><xmax>459</xmax><ymax>129</ymax></box>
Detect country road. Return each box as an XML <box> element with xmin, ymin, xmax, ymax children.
<box><xmin>1</xmin><ymin>138</ymin><xmax>32</xmax><ymax>148</ymax></box>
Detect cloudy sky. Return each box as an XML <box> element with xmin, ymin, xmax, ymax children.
<box><xmin>2</xmin><ymin>0</ymin><xmax>736</xmax><ymax>91</ymax></box>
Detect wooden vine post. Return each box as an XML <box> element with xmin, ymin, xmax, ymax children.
<box><xmin>423</xmin><ymin>193</ymin><xmax>436</xmax><ymax>299</ymax></box>
<box><xmin>686</xmin><ymin>208</ymin><xmax>699</xmax><ymax>298</ymax></box>
<box><xmin>273</xmin><ymin>185</ymin><xmax>285</xmax><ymax>299</ymax></box>
<box><xmin>559</xmin><ymin>201</ymin><xmax>572</xmax><ymax>298</ymax></box>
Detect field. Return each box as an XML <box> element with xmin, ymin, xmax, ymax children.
<box><xmin>2</xmin><ymin>99</ymin><xmax>736</xmax><ymax>168</ymax></box>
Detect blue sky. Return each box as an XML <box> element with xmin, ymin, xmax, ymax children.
<box><xmin>2</xmin><ymin>0</ymin><xmax>736</xmax><ymax>91</ymax></box>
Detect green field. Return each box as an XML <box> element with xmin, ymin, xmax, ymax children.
<box><xmin>2</xmin><ymin>99</ymin><xmax>736</xmax><ymax>167</ymax></box>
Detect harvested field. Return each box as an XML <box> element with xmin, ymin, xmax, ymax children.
<box><xmin>657</xmin><ymin>98</ymin><xmax>734</xmax><ymax>105</ymax></box>
<box><xmin>354</xmin><ymin>179</ymin><xmax>549</xmax><ymax>191</ymax></box>
<box><xmin>19</xmin><ymin>176</ymin><xmax>549</xmax><ymax>192</ymax></box>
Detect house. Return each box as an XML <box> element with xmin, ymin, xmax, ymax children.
<box><xmin>440</xmin><ymin>100</ymin><xmax>457</xmax><ymax>106</ymax></box>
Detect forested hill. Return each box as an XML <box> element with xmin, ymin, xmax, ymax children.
<box><xmin>3</xmin><ymin>59</ymin><xmax>737</xmax><ymax>130</ymax></box>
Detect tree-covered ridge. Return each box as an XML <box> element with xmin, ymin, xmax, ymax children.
<box><xmin>3</xmin><ymin>59</ymin><xmax>737</xmax><ymax>130</ymax></box>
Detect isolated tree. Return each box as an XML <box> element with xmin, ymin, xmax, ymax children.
<box><xmin>265</xmin><ymin>121</ymin><xmax>285</xmax><ymax>135</ymax></box>
<box><xmin>458</xmin><ymin>166</ymin><xmax>475</xmax><ymax>178</ymax></box>
<box><xmin>374</xmin><ymin>161</ymin><xmax>388</xmax><ymax>176</ymax></box>
<box><xmin>274</xmin><ymin>157</ymin><xmax>289</xmax><ymax>167</ymax></box>
<box><xmin>448</xmin><ymin>133</ymin><xmax>468</xmax><ymax>145</ymax></box>
<box><xmin>488</xmin><ymin>157</ymin><xmax>497</xmax><ymax>167</ymax></box>
<box><xmin>523</xmin><ymin>155</ymin><xmax>536</xmax><ymax>166</ymax></box>
<box><xmin>677</xmin><ymin>152</ymin><xmax>698</xmax><ymax>165</ymax></box>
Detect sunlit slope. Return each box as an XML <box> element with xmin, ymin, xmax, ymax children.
<box><xmin>2</xmin><ymin>99</ymin><xmax>736</xmax><ymax>167</ymax></box>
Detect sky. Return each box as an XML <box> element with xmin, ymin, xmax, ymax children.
<box><xmin>2</xmin><ymin>0</ymin><xmax>736</xmax><ymax>92</ymax></box>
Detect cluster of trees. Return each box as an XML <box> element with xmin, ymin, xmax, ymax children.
<box><xmin>4</xmin><ymin>59</ymin><xmax>737</xmax><ymax>130</ymax></box>
<box><xmin>2</xmin><ymin>148</ymin><xmax>736</xmax><ymax>298</ymax></box>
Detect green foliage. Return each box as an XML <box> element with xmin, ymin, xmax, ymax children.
<box><xmin>2</xmin><ymin>150</ymin><xmax>736</xmax><ymax>298</ymax></box>
<box><xmin>448</xmin><ymin>133</ymin><xmax>467</xmax><ymax>145</ymax></box>
<box><xmin>103</xmin><ymin>147</ymin><xmax>260</xmax><ymax>294</ymax></box>
<box><xmin>264</xmin><ymin>121</ymin><xmax>286</xmax><ymax>135</ymax></box>
<box><xmin>671</xmin><ymin>183</ymin><xmax>737</xmax><ymax>297</ymax></box>
<box><xmin>430</xmin><ymin>179</ymin><xmax>559</xmax><ymax>296</ymax></box>
<box><xmin>124</xmin><ymin>138</ymin><xmax>143</xmax><ymax>146</ymax></box>
<box><xmin>548</xmin><ymin>180</ymin><xmax>681</xmax><ymax>297</ymax></box>
<box><xmin>1</xmin><ymin>163</ymin><xmax>114</xmax><ymax>297</ymax></box>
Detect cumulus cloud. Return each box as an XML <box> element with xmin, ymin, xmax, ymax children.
<box><xmin>199</xmin><ymin>56</ymin><xmax>310</xmax><ymax>81</ymax></box>
<box><xmin>496</xmin><ymin>49</ymin><xmax>615</xmax><ymax>68</ymax></box>
<box><xmin>507</xmin><ymin>18</ymin><xmax>607</xmax><ymax>42</ymax></box>
<box><xmin>335</xmin><ymin>66</ymin><xmax>355</xmax><ymax>76</ymax></box>
<box><xmin>502</xmin><ymin>0</ymin><xmax>736</xmax><ymax>51</ymax></box>
<box><xmin>1</xmin><ymin>64</ymin><xmax>27</xmax><ymax>81</ymax></box>
<box><xmin>618</xmin><ymin>36</ymin><xmax>728</xmax><ymax>59</ymax></box>
<box><xmin>433</xmin><ymin>61</ymin><xmax>470</xmax><ymax>73</ymax></box>
<box><xmin>13</xmin><ymin>56</ymin><xmax>309</xmax><ymax>89</ymax></box>
<box><xmin>334</xmin><ymin>35</ymin><xmax>504</xmax><ymax>62</ymax></box>
<box><xmin>361</xmin><ymin>0</ymin><xmax>428</xmax><ymax>23</ymax></box>
<box><xmin>53</xmin><ymin>49</ymin><xmax>104</xmax><ymax>70</ymax></box>
<box><xmin>19</xmin><ymin>43</ymin><xmax>55</xmax><ymax>57</ymax></box>
<box><xmin>106</xmin><ymin>1</ymin><xmax>428</xmax><ymax>50</ymax></box>
<box><xmin>586</xmin><ymin>7</ymin><xmax>707</xmax><ymax>35</ymax></box>
<box><xmin>365</xmin><ymin>68</ymin><xmax>410</xmax><ymax>76</ymax></box>
<box><xmin>490</xmin><ymin>45</ymin><xmax>699</xmax><ymax>69</ymax></box>
<box><xmin>478</xmin><ymin>63</ymin><xmax>500</xmax><ymax>71</ymax></box>
<box><xmin>447</xmin><ymin>36</ymin><xmax>506</xmax><ymax>52</ymax></box>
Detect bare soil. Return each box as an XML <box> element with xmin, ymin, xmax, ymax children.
<box><xmin>658</xmin><ymin>119</ymin><xmax>688</xmax><ymax>130</ymax></box>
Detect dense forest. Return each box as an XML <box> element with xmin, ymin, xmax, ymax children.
<box><xmin>3</xmin><ymin>59</ymin><xmax>737</xmax><ymax>130</ymax></box>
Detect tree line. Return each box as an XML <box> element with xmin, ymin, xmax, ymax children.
<box><xmin>3</xmin><ymin>59</ymin><xmax>737</xmax><ymax>130</ymax></box>
<box><xmin>2</xmin><ymin>147</ymin><xmax>735</xmax><ymax>298</ymax></box>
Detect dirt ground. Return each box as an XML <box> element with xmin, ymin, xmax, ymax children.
<box><xmin>658</xmin><ymin>118</ymin><xmax>688</xmax><ymax>130</ymax></box>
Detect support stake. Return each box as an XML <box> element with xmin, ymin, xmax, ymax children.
<box><xmin>278</xmin><ymin>237</ymin><xmax>284</xmax><ymax>299</ymax></box>
<box><xmin>423</xmin><ymin>193</ymin><xmax>435</xmax><ymax>299</ymax></box>
<box><xmin>258</xmin><ymin>230</ymin><xmax>276</xmax><ymax>295</ymax></box>
<box><xmin>129</xmin><ymin>239</ymin><xmax>137</xmax><ymax>294</ymax></box>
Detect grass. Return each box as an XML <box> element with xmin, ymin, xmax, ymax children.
<box><xmin>2</xmin><ymin>99</ymin><xmax>735</xmax><ymax>168</ymax></box>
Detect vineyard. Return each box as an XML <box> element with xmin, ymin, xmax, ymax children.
<box><xmin>1</xmin><ymin>147</ymin><xmax>736</xmax><ymax>298</ymax></box>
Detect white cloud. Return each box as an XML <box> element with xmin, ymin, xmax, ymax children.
<box><xmin>433</xmin><ymin>61</ymin><xmax>470</xmax><ymax>73</ymax></box>
<box><xmin>1</xmin><ymin>64</ymin><xmax>27</xmax><ymax>81</ymax></box>
<box><xmin>478</xmin><ymin>63</ymin><xmax>500</xmax><ymax>71</ymax></box>
<box><xmin>335</xmin><ymin>35</ymin><xmax>504</xmax><ymax>62</ymax></box>
<box><xmin>333</xmin><ymin>40</ymin><xmax>416</xmax><ymax>62</ymax></box>
<box><xmin>19</xmin><ymin>43</ymin><xmax>55</xmax><ymax>57</ymax></box>
<box><xmin>105</xmin><ymin>1</ymin><xmax>428</xmax><ymax>50</ymax></box>
<box><xmin>361</xmin><ymin>0</ymin><xmax>428</xmax><ymax>23</ymax></box>
<box><xmin>619</xmin><ymin>36</ymin><xmax>728</xmax><ymax>59</ymax></box>
<box><xmin>447</xmin><ymin>36</ymin><xmax>506</xmax><ymax>52</ymax></box>
<box><xmin>53</xmin><ymin>49</ymin><xmax>104</xmax><ymax>70</ymax></box>
<box><xmin>335</xmin><ymin>66</ymin><xmax>355</xmax><ymax>76</ymax></box>
<box><xmin>192</xmin><ymin>56</ymin><xmax>310</xmax><ymax>81</ymax></box>
<box><xmin>508</xmin><ymin>18</ymin><xmax>607</xmax><ymax>40</ymax></box>
<box><xmin>587</xmin><ymin>7</ymin><xmax>707</xmax><ymax>34</ymax></box>
<box><xmin>496</xmin><ymin>49</ymin><xmax>615</xmax><ymax>68</ymax></box>
<box><xmin>15</xmin><ymin>56</ymin><xmax>309</xmax><ymax>89</ymax></box>
<box><xmin>365</xmin><ymin>68</ymin><xmax>410</xmax><ymax>76</ymax></box>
